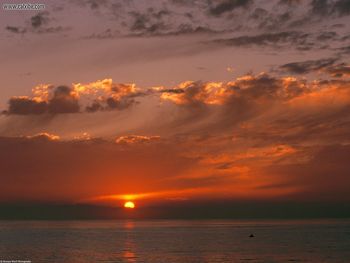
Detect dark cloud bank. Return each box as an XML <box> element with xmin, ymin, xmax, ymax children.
<box><xmin>6</xmin><ymin>0</ymin><xmax>345</xmax><ymax>39</ymax></box>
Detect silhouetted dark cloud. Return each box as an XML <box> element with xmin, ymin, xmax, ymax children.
<box><xmin>311</xmin><ymin>0</ymin><xmax>350</xmax><ymax>16</ymax></box>
<box><xmin>5</xmin><ymin>86</ymin><xmax>79</xmax><ymax>115</ymax></box>
<box><xmin>5</xmin><ymin>26</ymin><xmax>26</xmax><ymax>34</ymax></box>
<box><xmin>333</xmin><ymin>0</ymin><xmax>350</xmax><ymax>15</ymax></box>
<box><xmin>278</xmin><ymin>58</ymin><xmax>350</xmax><ymax>77</ymax></box>
<box><xmin>208</xmin><ymin>0</ymin><xmax>253</xmax><ymax>16</ymax></box>
<box><xmin>6</xmin><ymin>0</ymin><xmax>349</xmax><ymax>40</ymax></box>
<box><xmin>311</xmin><ymin>0</ymin><xmax>329</xmax><ymax>15</ymax></box>
<box><xmin>325</xmin><ymin>63</ymin><xmax>350</xmax><ymax>77</ymax></box>
<box><xmin>5</xmin><ymin>11</ymin><xmax>69</xmax><ymax>35</ymax></box>
<box><xmin>279</xmin><ymin>58</ymin><xmax>337</xmax><ymax>74</ymax></box>
<box><xmin>67</xmin><ymin>0</ymin><xmax>349</xmax><ymax>40</ymax></box>
<box><xmin>31</xmin><ymin>12</ymin><xmax>49</xmax><ymax>28</ymax></box>
<box><xmin>212</xmin><ymin>31</ymin><xmax>310</xmax><ymax>48</ymax></box>
<box><xmin>7</xmin><ymin>97</ymin><xmax>47</xmax><ymax>115</ymax></box>
<box><xmin>48</xmin><ymin>86</ymin><xmax>80</xmax><ymax>114</ymax></box>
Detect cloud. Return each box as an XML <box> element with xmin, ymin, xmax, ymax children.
<box><xmin>311</xmin><ymin>0</ymin><xmax>330</xmax><ymax>16</ymax></box>
<box><xmin>83</xmin><ymin>0</ymin><xmax>349</xmax><ymax>39</ymax></box>
<box><xmin>26</xmin><ymin>132</ymin><xmax>60</xmax><ymax>141</ymax></box>
<box><xmin>115</xmin><ymin>135</ymin><xmax>161</xmax><ymax>144</ymax></box>
<box><xmin>279</xmin><ymin>58</ymin><xmax>337</xmax><ymax>74</ymax></box>
<box><xmin>150</xmin><ymin>73</ymin><xmax>350</xmax><ymax>147</ymax></box>
<box><xmin>324</xmin><ymin>63</ymin><xmax>350</xmax><ymax>77</ymax></box>
<box><xmin>3</xmin><ymin>79</ymin><xmax>142</xmax><ymax>115</ymax></box>
<box><xmin>105</xmin><ymin>97</ymin><xmax>135</xmax><ymax>110</ymax></box>
<box><xmin>150</xmin><ymin>74</ymin><xmax>313</xmax><ymax>135</ymax></box>
<box><xmin>35</xmin><ymin>26</ymin><xmax>71</xmax><ymax>34</ymax></box>
<box><xmin>1</xmin><ymin>73</ymin><xmax>350</xmax><ymax>204</ymax></box>
<box><xmin>158</xmin><ymin>80</ymin><xmax>232</xmax><ymax>105</ymax></box>
<box><xmin>85</xmin><ymin>101</ymin><xmax>103</xmax><ymax>112</ymax></box>
<box><xmin>316</xmin><ymin>31</ymin><xmax>338</xmax><ymax>41</ymax></box>
<box><xmin>333</xmin><ymin>0</ymin><xmax>350</xmax><ymax>16</ymax></box>
<box><xmin>212</xmin><ymin>31</ymin><xmax>311</xmax><ymax>49</ymax></box>
<box><xmin>47</xmin><ymin>86</ymin><xmax>80</xmax><ymax>114</ymax></box>
<box><xmin>6</xmin><ymin>97</ymin><xmax>48</xmax><ymax>115</ymax></box>
<box><xmin>5</xmin><ymin>86</ymin><xmax>79</xmax><ymax>115</ymax></box>
<box><xmin>159</xmin><ymin>73</ymin><xmax>308</xmax><ymax>106</ymax></box>
<box><xmin>116</xmin><ymin>8</ymin><xmax>217</xmax><ymax>37</ymax></box>
<box><xmin>5</xmin><ymin>11</ymin><xmax>70</xmax><ymax>35</ymax></box>
<box><xmin>279</xmin><ymin>59</ymin><xmax>350</xmax><ymax>78</ymax></box>
<box><xmin>1</xmin><ymin>0</ymin><xmax>350</xmax><ymax>207</ymax></box>
<box><xmin>75</xmin><ymin>0</ymin><xmax>350</xmax><ymax>39</ymax></box>
<box><xmin>5</xmin><ymin>26</ymin><xmax>26</xmax><ymax>34</ymax></box>
<box><xmin>229</xmin><ymin>78</ymin><xmax>350</xmax><ymax>147</ymax></box>
<box><xmin>3</xmin><ymin>74</ymin><xmax>349</xmax><ymax>143</ymax></box>
<box><xmin>5</xmin><ymin>0</ymin><xmax>349</xmax><ymax>40</ymax></box>
<box><xmin>311</xmin><ymin>0</ymin><xmax>350</xmax><ymax>16</ymax></box>
<box><xmin>31</xmin><ymin>12</ymin><xmax>49</xmax><ymax>28</ymax></box>
<box><xmin>208</xmin><ymin>0</ymin><xmax>253</xmax><ymax>16</ymax></box>
<box><xmin>129</xmin><ymin>10</ymin><xmax>169</xmax><ymax>33</ymax></box>
<box><xmin>278</xmin><ymin>0</ymin><xmax>302</xmax><ymax>5</ymax></box>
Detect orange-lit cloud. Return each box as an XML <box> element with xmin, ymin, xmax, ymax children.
<box><xmin>158</xmin><ymin>73</ymin><xmax>309</xmax><ymax>106</ymax></box>
<box><xmin>4</xmin><ymin>79</ymin><xmax>141</xmax><ymax>115</ymax></box>
<box><xmin>26</xmin><ymin>132</ymin><xmax>60</xmax><ymax>141</ymax></box>
<box><xmin>1</xmin><ymin>73</ymin><xmax>350</xmax><ymax>205</ymax></box>
<box><xmin>115</xmin><ymin>135</ymin><xmax>160</xmax><ymax>144</ymax></box>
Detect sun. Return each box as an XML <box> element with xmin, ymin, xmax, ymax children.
<box><xmin>124</xmin><ymin>201</ymin><xmax>135</xmax><ymax>209</ymax></box>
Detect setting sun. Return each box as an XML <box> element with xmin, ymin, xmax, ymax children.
<box><xmin>124</xmin><ymin>201</ymin><xmax>135</xmax><ymax>209</ymax></box>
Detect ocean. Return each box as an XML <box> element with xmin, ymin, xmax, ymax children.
<box><xmin>0</xmin><ymin>220</ymin><xmax>349</xmax><ymax>262</ymax></box>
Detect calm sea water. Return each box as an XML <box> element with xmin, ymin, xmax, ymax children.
<box><xmin>0</xmin><ymin>220</ymin><xmax>349</xmax><ymax>262</ymax></box>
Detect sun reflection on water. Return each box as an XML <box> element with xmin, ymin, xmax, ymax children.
<box><xmin>122</xmin><ymin>221</ymin><xmax>137</xmax><ymax>263</ymax></box>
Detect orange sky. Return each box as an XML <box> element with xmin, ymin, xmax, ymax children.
<box><xmin>0</xmin><ymin>0</ymin><xmax>350</xmax><ymax>208</ymax></box>
<box><xmin>0</xmin><ymin>73</ymin><xmax>350</xmax><ymax>206</ymax></box>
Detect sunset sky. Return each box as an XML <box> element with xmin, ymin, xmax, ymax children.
<box><xmin>0</xmin><ymin>0</ymin><xmax>349</xmax><ymax>213</ymax></box>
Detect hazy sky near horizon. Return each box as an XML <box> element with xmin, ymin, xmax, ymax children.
<box><xmin>0</xmin><ymin>0</ymin><xmax>349</xmax><ymax>207</ymax></box>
